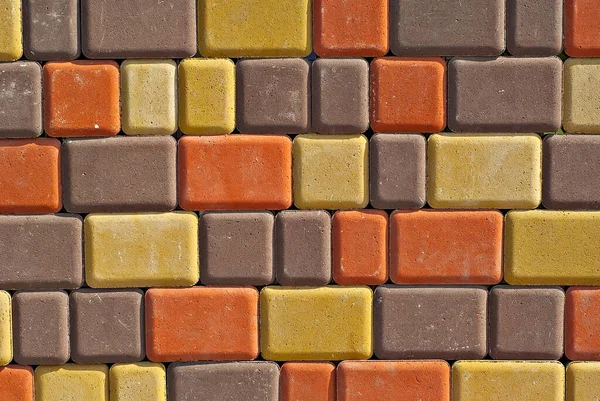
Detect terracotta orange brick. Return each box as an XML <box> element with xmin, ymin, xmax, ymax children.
<box><xmin>0</xmin><ymin>366</ymin><xmax>34</xmax><ymax>401</ymax></box>
<box><xmin>178</xmin><ymin>135</ymin><xmax>292</xmax><ymax>210</ymax></box>
<box><xmin>337</xmin><ymin>361</ymin><xmax>450</xmax><ymax>401</ymax></box>
<box><xmin>333</xmin><ymin>210</ymin><xmax>388</xmax><ymax>285</ymax></box>
<box><xmin>0</xmin><ymin>139</ymin><xmax>61</xmax><ymax>213</ymax></box>
<box><xmin>370</xmin><ymin>57</ymin><xmax>446</xmax><ymax>133</ymax></box>
<box><xmin>390</xmin><ymin>210</ymin><xmax>503</xmax><ymax>285</ymax></box>
<box><xmin>280</xmin><ymin>362</ymin><xmax>335</xmax><ymax>401</ymax></box>
<box><xmin>565</xmin><ymin>0</ymin><xmax>600</xmax><ymax>57</ymax></box>
<box><xmin>43</xmin><ymin>61</ymin><xmax>120</xmax><ymax>137</ymax></box>
<box><xmin>566</xmin><ymin>287</ymin><xmax>600</xmax><ymax>360</ymax></box>
<box><xmin>314</xmin><ymin>0</ymin><xmax>388</xmax><ymax>57</ymax></box>
<box><xmin>145</xmin><ymin>287</ymin><xmax>259</xmax><ymax>362</ymax></box>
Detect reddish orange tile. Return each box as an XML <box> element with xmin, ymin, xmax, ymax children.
<box><xmin>370</xmin><ymin>57</ymin><xmax>446</xmax><ymax>133</ymax></box>
<box><xmin>0</xmin><ymin>366</ymin><xmax>34</xmax><ymax>401</ymax></box>
<box><xmin>566</xmin><ymin>287</ymin><xmax>600</xmax><ymax>360</ymax></box>
<box><xmin>333</xmin><ymin>210</ymin><xmax>388</xmax><ymax>285</ymax></box>
<box><xmin>43</xmin><ymin>61</ymin><xmax>120</xmax><ymax>137</ymax></box>
<box><xmin>0</xmin><ymin>139</ymin><xmax>61</xmax><ymax>213</ymax></box>
<box><xmin>280</xmin><ymin>362</ymin><xmax>335</xmax><ymax>401</ymax></box>
<box><xmin>565</xmin><ymin>0</ymin><xmax>600</xmax><ymax>57</ymax></box>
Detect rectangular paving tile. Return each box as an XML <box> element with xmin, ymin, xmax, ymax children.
<box><xmin>566</xmin><ymin>287</ymin><xmax>600</xmax><ymax>361</ymax></box>
<box><xmin>0</xmin><ymin>291</ymin><xmax>11</xmax><ymax>366</ymax></box>
<box><xmin>110</xmin><ymin>363</ymin><xmax>166</xmax><ymax>401</ymax></box>
<box><xmin>260</xmin><ymin>286</ymin><xmax>372</xmax><ymax>360</ymax></box>
<box><xmin>564</xmin><ymin>59</ymin><xmax>600</xmax><ymax>133</ymax></box>
<box><xmin>505</xmin><ymin>211</ymin><xmax>600</xmax><ymax>285</ymax></box>
<box><xmin>0</xmin><ymin>0</ymin><xmax>22</xmax><ymax>61</ymax></box>
<box><xmin>0</xmin><ymin>214</ymin><xmax>83</xmax><ymax>290</ymax></box>
<box><xmin>0</xmin><ymin>61</ymin><xmax>42</xmax><ymax>137</ymax></box>
<box><xmin>0</xmin><ymin>366</ymin><xmax>33</xmax><ymax>401</ymax></box>
<box><xmin>565</xmin><ymin>0</ymin><xmax>600</xmax><ymax>56</ymax></box>
<box><xmin>507</xmin><ymin>0</ymin><xmax>562</xmax><ymax>56</ymax></box>
<box><xmin>567</xmin><ymin>362</ymin><xmax>600</xmax><ymax>401</ymax></box>
<box><xmin>448</xmin><ymin>57</ymin><xmax>562</xmax><ymax>132</ymax></box>
<box><xmin>35</xmin><ymin>364</ymin><xmax>108</xmax><ymax>401</ymax></box>
<box><xmin>280</xmin><ymin>362</ymin><xmax>335</xmax><ymax>401</ymax></box>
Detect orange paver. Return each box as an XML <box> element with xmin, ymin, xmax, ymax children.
<box><xmin>43</xmin><ymin>61</ymin><xmax>120</xmax><ymax>137</ymax></box>
<box><xmin>145</xmin><ymin>287</ymin><xmax>259</xmax><ymax>362</ymax></box>
<box><xmin>332</xmin><ymin>210</ymin><xmax>388</xmax><ymax>285</ymax></box>
<box><xmin>337</xmin><ymin>361</ymin><xmax>450</xmax><ymax>401</ymax></box>
<box><xmin>566</xmin><ymin>287</ymin><xmax>600</xmax><ymax>360</ymax></box>
<box><xmin>564</xmin><ymin>0</ymin><xmax>600</xmax><ymax>57</ymax></box>
<box><xmin>0</xmin><ymin>139</ymin><xmax>61</xmax><ymax>214</ymax></box>
<box><xmin>178</xmin><ymin>135</ymin><xmax>292</xmax><ymax>210</ymax></box>
<box><xmin>0</xmin><ymin>366</ymin><xmax>34</xmax><ymax>401</ymax></box>
<box><xmin>280</xmin><ymin>362</ymin><xmax>335</xmax><ymax>401</ymax></box>
<box><xmin>314</xmin><ymin>0</ymin><xmax>388</xmax><ymax>57</ymax></box>
<box><xmin>370</xmin><ymin>57</ymin><xmax>446</xmax><ymax>133</ymax></box>
<box><xmin>390</xmin><ymin>210</ymin><xmax>503</xmax><ymax>285</ymax></box>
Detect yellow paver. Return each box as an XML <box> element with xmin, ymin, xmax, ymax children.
<box><xmin>35</xmin><ymin>364</ymin><xmax>108</xmax><ymax>401</ymax></box>
<box><xmin>567</xmin><ymin>362</ymin><xmax>600</xmax><ymax>401</ymax></box>
<box><xmin>564</xmin><ymin>59</ymin><xmax>600</xmax><ymax>133</ymax></box>
<box><xmin>110</xmin><ymin>363</ymin><xmax>166</xmax><ymax>401</ymax></box>
<box><xmin>0</xmin><ymin>0</ymin><xmax>22</xmax><ymax>61</ymax></box>
<box><xmin>0</xmin><ymin>291</ymin><xmax>11</xmax><ymax>365</ymax></box>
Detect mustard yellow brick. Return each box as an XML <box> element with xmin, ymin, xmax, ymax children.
<box><xmin>568</xmin><ymin>362</ymin><xmax>600</xmax><ymax>401</ymax></box>
<box><xmin>506</xmin><ymin>210</ymin><xmax>600</xmax><ymax>285</ymax></box>
<box><xmin>198</xmin><ymin>0</ymin><xmax>311</xmax><ymax>57</ymax></box>
<box><xmin>428</xmin><ymin>134</ymin><xmax>542</xmax><ymax>209</ymax></box>
<box><xmin>453</xmin><ymin>361</ymin><xmax>564</xmax><ymax>401</ymax></box>
<box><xmin>293</xmin><ymin>134</ymin><xmax>369</xmax><ymax>209</ymax></box>
<box><xmin>36</xmin><ymin>364</ymin><xmax>108</xmax><ymax>401</ymax></box>
<box><xmin>260</xmin><ymin>286</ymin><xmax>372</xmax><ymax>361</ymax></box>
<box><xmin>564</xmin><ymin>59</ymin><xmax>600</xmax><ymax>133</ymax></box>
<box><xmin>84</xmin><ymin>212</ymin><xmax>199</xmax><ymax>288</ymax></box>
<box><xmin>110</xmin><ymin>363</ymin><xmax>166</xmax><ymax>401</ymax></box>
<box><xmin>121</xmin><ymin>60</ymin><xmax>177</xmax><ymax>135</ymax></box>
<box><xmin>0</xmin><ymin>291</ymin><xmax>11</xmax><ymax>366</ymax></box>
<box><xmin>178</xmin><ymin>58</ymin><xmax>235</xmax><ymax>135</ymax></box>
<box><xmin>0</xmin><ymin>0</ymin><xmax>22</xmax><ymax>61</ymax></box>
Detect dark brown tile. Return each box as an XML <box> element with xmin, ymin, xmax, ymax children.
<box><xmin>0</xmin><ymin>62</ymin><xmax>42</xmax><ymax>138</ymax></box>
<box><xmin>507</xmin><ymin>0</ymin><xmax>563</xmax><ymax>56</ymax></box>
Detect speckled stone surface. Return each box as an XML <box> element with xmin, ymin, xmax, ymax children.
<box><xmin>35</xmin><ymin>364</ymin><xmax>108</xmax><ymax>401</ymax></box>
<box><xmin>567</xmin><ymin>362</ymin><xmax>600</xmax><ymax>401</ymax></box>
<box><xmin>0</xmin><ymin>365</ymin><xmax>34</xmax><ymax>400</ymax></box>
<box><xmin>0</xmin><ymin>291</ymin><xmax>11</xmax><ymax>366</ymax></box>
<box><xmin>110</xmin><ymin>363</ymin><xmax>166</xmax><ymax>401</ymax></box>
<box><xmin>565</xmin><ymin>287</ymin><xmax>600</xmax><ymax>361</ymax></box>
<box><xmin>0</xmin><ymin>61</ymin><xmax>42</xmax><ymax>138</ymax></box>
<box><xmin>280</xmin><ymin>362</ymin><xmax>335</xmax><ymax>401</ymax></box>
<box><xmin>564</xmin><ymin>59</ymin><xmax>600</xmax><ymax>133</ymax></box>
<box><xmin>12</xmin><ymin>291</ymin><xmax>70</xmax><ymax>365</ymax></box>
<box><xmin>260</xmin><ymin>286</ymin><xmax>373</xmax><ymax>361</ymax></box>
<box><xmin>488</xmin><ymin>286</ymin><xmax>565</xmax><ymax>360</ymax></box>
<box><xmin>507</xmin><ymin>0</ymin><xmax>562</xmax><ymax>56</ymax></box>
<box><xmin>564</xmin><ymin>0</ymin><xmax>600</xmax><ymax>57</ymax></box>
<box><xmin>374</xmin><ymin>286</ymin><xmax>487</xmax><ymax>360</ymax></box>
<box><xmin>200</xmin><ymin>212</ymin><xmax>274</xmax><ymax>286</ymax></box>
<box><xmin>275</xmin><ymin>210</ymin><xmax>332</xmax><ymax>286</ymax></box>
<box><xmin>0</xmin><ymin>0</ymin><xmax>22</xmax><ymax>61</ymax></box>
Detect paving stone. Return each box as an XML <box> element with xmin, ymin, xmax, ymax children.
<box><xmin>236</xmin><ymin>59</ymin><xmax>310</xmax><ymax>133</ymax></box>
<box><xmin>543</xmin><ymin>135</ymin><xmax>600</xmax><ymax>209</ymax></box>
<box><xmin>0</xmin><ymin>62</ymin><xmax>42</xmax><ymax>137</ymax></box>
<box><xmin>314</xmin><ymin>0</ymin><xmax>388</xmax><ymax>57</ymax></box>
<box><xmin>566</xmin><ymin>287</ymin><xmax>600</xmax><ymax>360</ymax></box>
<box><xmin>390</xmin><ymin>210</ymin><xmax>503</xmax><ymax>284</ymax></box>
<box><xmin>428</xmin><ymin>134</ymin><xmax>542</xmax><ymax>209</ymax></box>
<box><xmin>565</xmin><ymin>0</ymin><xmax>600</xmax><ymax>56</ymax></box>
<box><xmin>0</xmin><ymin>292</ymin><xmax>10</xmax><ymax>366</ymax></box>
<box><xmin>121</xmin><ymin>60</ymin><xmax>177</xmax><ymax>135</ymax></box>
<box><xmin>178</xmin><ymin>135</ymin><xmax>292</xmax><ymax>210</ymax></box>
<box><xmin>332</xmin><ymin>210</ymin><xmax>388</xmax><ymax>285</ymax></box>
<box><xmin>506</xmin><ymin>0</ymin><xmax>562</xmax><ymax>56</ymax></box>
<box><xmin>110</xmin><ymin>363</ymin><xmax>166</xmax><ymax>401</ymax></box>
<box><xmin>293</xmin><ymin>134</ymin><xmax>368</xmax><ymax>209</ymax></box>
<box><xmin>81</xmin><ymin>0</ymin><xmax>195</xmax><ymax>58</ymax></box>
<box><xmin>311</xmin><ymin>58</ymin><xmax>369</xmax><ymax>133</ymax></box>
<box><xmin>22</xmin><ymin>0</ymin><xmax>79</xmax><ymax>60</ymax></box>
<box><xmin>260</xmin><ymin>286</ymin><xmax>372</xmax><ymax>361</ymax></box>
<box><xmin>200</xmin><ymin>212</ymin><xmax>274</xmax><ymax>286</ymax></box>
<box><xmin>35</xmin><ymin>364</ymin><xmax>108</xmax><ymax>401</ymax></box>
<box><xmin>505</xmin><ymin>211</ymin><xmax>600</xmax><ymax>285</ymax></box>
<box><xmin>168</xmin><ymin>362</ymin><xmax>279</xmax><ymax>401</ymax></box>
<box><xmin>452</xmin><ymin>361</ymin><xmax>564</xmax><ymax>401</ymax></box>
<box><xmin>275</xmin><ymin>210</ymin><xmax>332</xmax><ymax>286</ymax></box>
<box><xmin>567</xmin><ymin>362</ymin><xmax>600</xmax><ymax>401</ymax></box>
<box><xmin>337</xmin><ymin>361</ymin><xmax>450</xmax><ymax>401</ymax></box>
<box><xmin>488</xmin><ymin>286</ymin><xmax>564</xmax><ymax>360</ymax></box>
<box><xmin>70</xmin><ymin>289</ymin><xmax>144</xmax><ymax>364</ymax></box>
<box><xmin>62</xmin><ymin>136</ymin><xmax>177</xmax><ymax>213</ymax></box>
<box><xmin>178</xmin><ymin>58</ymin><xmax>235</xmax><ymax>135</ymax></box>
<box><xmin>198</xmin><ymin>0</ymin><xmax>310</xmax><ymax>57</ymax></box>
<box><xmin>0</xmin><ymin>215</ymin><xmax>82</xmax><ymax>290</ymax></box>
<box><xmin>448</xmin><ymin>57</ymin><xmax>562</xmax><ymax>132</ymax></box>
<box><xmin>0</xmin><ymin>0</ymin><xmax>22</xmax><ymax>61</ymax></box>
<box><xmin>389</xmin><ymin>0</ymin><xmax>505</xmax><ymax>56</ymax></box>
<box><xmin>0</xmin><ymin>366</ymin><xmax>34</xmax><ymax>401</ymax></box>
<box><xmin>146</xmin><ymin>287</ymin><xmax>259</xmax><ymax>362</ymax></box>
<box><xmin>369</xmin><ymin>134</ymin><xmax>426</xmax><ymax>209</ymax></box>
<box><xmin>84</xmin><ymin>212</ymin><xmax>198</xmax><ymax>288</ymax></box>
<box><xmin>564</xmin><ymin>59</ymin><xmax>600</xmax><ymax>133</ymax></box>
<box><xmin>373</xmin><ymin>286</ymin><xmax>487</xmax><ymax>359</ymax></box>
<box><xmin>0</xmin><ymin>138</ymin><xmax>61</xmax><ymax>213</ymax></box>
<box><xmin>43</xmin><ymin>61</ymin><xmax>120</xmax><ymax>137</ymax></box>
<box><xmin>370</xmin><ymin>57</ymin><xmax>446</xmax><ymax>133</ymax></box>
<box><xmin>280</xmin><ymin>362</ymin><xmax>335</xmax><ymax>401</ymax></box>
<box><xmin>12</xmin><ymin>291</ymin><xmax>69</xmax><ymax>365</ymax></box>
